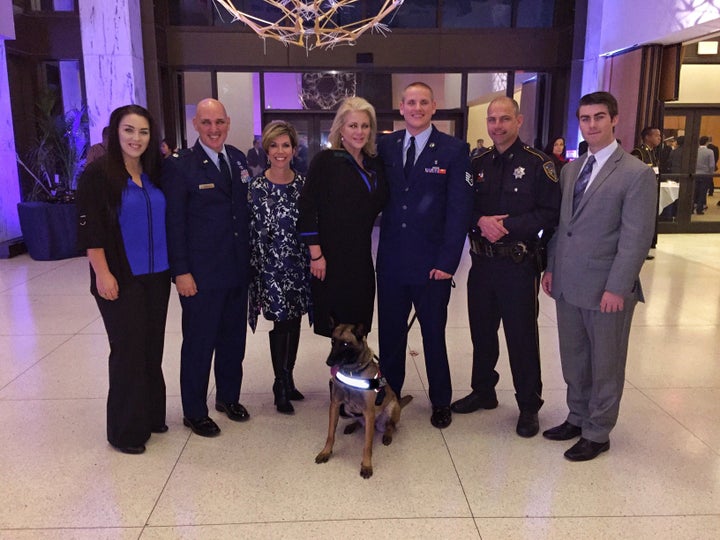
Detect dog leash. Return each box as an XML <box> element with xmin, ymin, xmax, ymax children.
<box><xmin>403</xmin><ymin>277</ymin><xmax>455</xmax><ymax>336</ymax></box>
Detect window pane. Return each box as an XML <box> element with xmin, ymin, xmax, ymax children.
<box><xmin>217</xmin><ymin>72</ymin><xmax>259</xmax><ymax>152</ymax></box>
<box><xmin>170</xmin><ymin>0</ymin><xmax>212</xmax><ymax>26</ymax></box>
<box><xmin>264</xmin><ymin>73</ymin><xmax>304</xmax><ymax>110</ymax></box>
<box><xmin>391</xmin><ymin>73</ymin><xmax>462</xmax><ymax>110</ymax></box>
<box><xmin>516</xmin><ymin>0</ymin><xmax>555</xmax><ymax>28</ymax></box>
<box><xmin>467</xmin><ymin>72</ymin><xmax>508</xmax><ymax>150</ymax></box>
<box><xmin>387</xmin><ymin>0</ymin><xmax>437</xmax><ymax>28</ymax></box>
<box><xmin>182</xmin><ymin>72</ymin><xmax>212</xmax><ymax>146</ymax></box>
<box><xmin>442</xmin><ymin>0</ymin><xmax>511</xmax><ymax>29</ymax></box>
<box><xmin>515</xmin><ymin>72</ymin><xmax>541</xmax><ymax>148</ymax></box>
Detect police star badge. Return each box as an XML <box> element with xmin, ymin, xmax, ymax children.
<box><xmin>513</xmin><ymin>166</ymin><xmax>526</xmax><ymax>179</ymax></box>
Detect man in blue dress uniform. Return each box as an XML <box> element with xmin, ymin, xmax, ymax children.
<box><xmin>163</xmin><ymin>98</ymin><xmax>251</xmax><ymax>437</ymax></box>
<box><xmin>377</xmin><ymin>82</ymin><xmax>473</xmax><ymax>429</ymax></box>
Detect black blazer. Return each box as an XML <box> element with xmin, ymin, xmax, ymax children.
<box><xmin>77</xmin><ymin>158</ymin><xmax>138</xmax><ymax>296</ymax></box>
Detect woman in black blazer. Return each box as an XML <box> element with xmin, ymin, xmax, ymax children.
<box><xmin>77</xmin><ymin>104</ymin><xmax>170</xmax><ymax>455</ymax></box>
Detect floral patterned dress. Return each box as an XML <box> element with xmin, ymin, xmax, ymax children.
<box><xmin>248</xmin><ymin>173</ymin><xmax>312</xmax><ymax>331</ymax></box>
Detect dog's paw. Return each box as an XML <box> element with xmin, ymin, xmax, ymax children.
<box><xmin>360</xmin><ymin>464</ymin><xmax>373</xmax><ymax>479</ymax></box>
<box><xmin>343</xmin><ymin>421</ymin><xmax>360</xmax><ymax>435</ymax></box>
<box><xmin>315</xmin><ymin>451</ymin><xmax>332</xmax><ymax>464</ymax></box>
<box><xmin>382</xmin><ymin>434</ymin><xmax>393</xmax><ymax>446</ymax></box>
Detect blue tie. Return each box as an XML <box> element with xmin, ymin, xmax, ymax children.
<box><xmin>404</xmin><ymin>136</ymin><xmax>416</xmax><ymax>179</ymax></box>
<box><xmin>218</xmin><ymin>152</ymin><xmax>232</xmax><ymax>185</ymax></box>
<box><xmin>572</xmin><ymin>155</ymin><xmax>596</xmax><ymax>214</ymax></box>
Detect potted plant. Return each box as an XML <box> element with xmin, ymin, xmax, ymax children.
<box><xmin>16</xmin><ymin>90</ymin><xmax>88</xmax><ymax>260</ymax></box>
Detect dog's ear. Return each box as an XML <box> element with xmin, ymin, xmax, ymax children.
<box><xmin>329</xmin><ymin>316</ymin><xmax>336</xmax><ymax>331</ymax></box>
<box><xmin>353</xmin><ymin>322</ymin><xmax>366</xmax><ymax>341</ymax></box>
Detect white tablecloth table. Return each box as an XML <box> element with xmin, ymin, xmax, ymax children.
<box><xmin>659</xmin><ymin>181</ymin><xmax>679</xmax><ymax>215</ymax></box>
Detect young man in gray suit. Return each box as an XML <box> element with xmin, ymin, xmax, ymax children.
<box><xmin>540</xmin><ymin>91</ymin><xmax>656</xmax><ymax>461</ymax></box>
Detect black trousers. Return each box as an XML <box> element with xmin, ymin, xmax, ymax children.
<box><xmin>467</xmin><ymin>254</ymin><xmax>543</xmax><ymax>413</ymax></box>
<box><xmin>179</xmin><ymin>285</ymin><xmax>248</xmax><ymax>419</ymax></box>
<box><xmin>95</xmin><ymin>271</ymin><xmax>171</xmax><ymax>448</ymax></box>
<box><xmin>378</xmin><ymin>275</ymin><xmax>453</xmax><ymax>407</ymax></box>
<box><xmin>694</xmin><ymin>176</ymin><xmax>712</xmax><ymax>212</ymax></box>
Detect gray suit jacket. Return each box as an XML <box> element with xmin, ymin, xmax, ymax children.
<box><xmin>546</xmin><ymin>145</ymin><xmax>656</xmax><ymax>310</ymax></box>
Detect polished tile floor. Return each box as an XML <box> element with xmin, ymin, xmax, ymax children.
<box><xmin>1</xmin><ymin>234</ymin><xmax>719</xmax><ymax>539</ymax></box>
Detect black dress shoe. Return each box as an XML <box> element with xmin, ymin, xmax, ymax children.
<box><xmin>113</xmin><ymin>444</ymin><xmax>146</xmax><ymax>455</ymax></box>
<box><xmin>516</xmin><ymin>411</ymin><xmax>539</xmax><ymax>438</ymax></box>
<box><xmin>430</xmin><ymin>406</ymin><xmax>452</xmax><ymax>429</ymax></box>
<box><xmin>151</xmin><ymin>424</ymin><xmax>169</xmax><ymax>434</ymax></box>
<box><xmin>542</xmin><ymin>421</ymin><xmax>581</xmax><ymax>441</ymax></box>
<box><xmin>564</xmin><ymin>437</ymin><xmax>610</xmax><ymax>461</ymax></box>
<box><xmin>215</xmin><ymin>401</ymin><xmax>250</xmax><ymax>422</ymax></box>
<box><xmin>450</xmin><ymin>392</ymin><xmax>498</xmax><ymax>414</ymax></box>
<box><xmin>183</xmin><ymin>416</ymin><xmax>221</xmax><ymax>437</ymax></box>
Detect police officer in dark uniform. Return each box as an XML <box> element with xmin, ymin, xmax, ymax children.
<box><xmin>631</xmin><ymin>126</ymin><xmax>661</xmax><ymax>258</ymax></box>
<box><xmin>163</xmin><ymin>98</ymin><xmax>251</xmax><ymax>438</ymax></box>
<box><xmin>451</xmin><ymin>96</ymin><xmax>560</xmax><ymax>438</ymax></box>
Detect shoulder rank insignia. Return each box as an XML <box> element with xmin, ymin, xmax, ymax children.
<box><xmin>513</xmin><ymin>166</ymin><xmax>526</xmax><ymax>179</ymax></box>
<box><xmin>543</xmin><ymin>162</ymin><xmax>558</xmax><ymax>182</ymax></box>
<box><xmin>465</xmin><ymin>171</ymin><xmax>473</xmax><ymax>186</ymax></box>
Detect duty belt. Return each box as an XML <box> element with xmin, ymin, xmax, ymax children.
<box><xmin>469</xmin><ymin>238</ymin><xmax>532</xmax><ymax>263</ymax></box>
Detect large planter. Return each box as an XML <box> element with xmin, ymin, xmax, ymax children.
<box><xmin>17</xmin><ymin>202</ymin><xmax>80</xmax><ymax>261</ymax></box>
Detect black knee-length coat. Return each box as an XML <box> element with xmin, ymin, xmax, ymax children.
<box><xmin>298</xmin><ymin>149</ymin><xmax>387</xmax><ymax>337</ymax></box>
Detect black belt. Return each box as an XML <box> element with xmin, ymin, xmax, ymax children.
<box><xmin>469</xmin><ymin>238</ymin><xmax>534</xmax><ymax>262</ymax></box>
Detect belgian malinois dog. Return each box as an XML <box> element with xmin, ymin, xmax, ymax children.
<box><xmin>315</xmin><ymin>323</ymin><xmax>412</xmax><ymax>479</ymax></box>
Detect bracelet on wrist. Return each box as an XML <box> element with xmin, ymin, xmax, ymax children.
<box><xmin>311</xmin><ymin>254</ymin><xmax>324</xmax><ymax>261</ymax></box>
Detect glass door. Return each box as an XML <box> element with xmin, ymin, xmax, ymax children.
<box><xmin>660</xmin><ymin>107</ymin><xmax>720</xmax><ymax>233</ymax></box>
<box><xmin>262</xmin><ymin>113</ymin><xmax>334</xmax><ymax>175</ymax></box>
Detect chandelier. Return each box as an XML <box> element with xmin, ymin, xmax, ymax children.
<box><xmin>212</xmin><ymin>0</ymin><xmax>405</xmax><ymax>50</ymax></box>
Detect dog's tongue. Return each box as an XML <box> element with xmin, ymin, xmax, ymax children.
<box><xmin>330</xmin><ymin>365</ymin><xmax>339</xmax><ymax>377</ymax></box>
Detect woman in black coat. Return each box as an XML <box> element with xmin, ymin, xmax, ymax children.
<box><xmin>298</xmin><ymin>97</ymin><xmax>388</xmax><ymax>337</ymax></box>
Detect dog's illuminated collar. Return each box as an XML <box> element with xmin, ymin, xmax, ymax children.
<box><xmin>332</xmin><ymin>365</ymin><xmax>386</xmax><ymax>391</ymax></box>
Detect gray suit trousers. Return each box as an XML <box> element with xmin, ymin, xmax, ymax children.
<box><xmin>555</xmin><ymin>296</ymin><xmax>637</xmax><ymax>443</ymax></box>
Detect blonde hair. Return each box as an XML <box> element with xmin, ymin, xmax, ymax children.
<box><xmin>261</xmin><ymin>120</ymin><xmax>299</xmax><ymax>154</ymax></box>
<box><xmin>328</xmin><ymin>97</ymin><xmax>377</xmax><ymax>156</ymax></box>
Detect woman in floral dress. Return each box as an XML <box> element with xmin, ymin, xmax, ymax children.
<box><xmin>248</xmin><ymin>120</ymin><xmax>312</xmax><ymax>414</ymax></box>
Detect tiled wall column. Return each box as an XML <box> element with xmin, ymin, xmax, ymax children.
<box><xmin>79</xmin><ymin>0</ymin><xmax>146</xmax><ymax>143</ymax></box>
<box><xmin>0</xmin><ymin>0</ymin><xmax>21</xmax><ymax>244</ymax></box>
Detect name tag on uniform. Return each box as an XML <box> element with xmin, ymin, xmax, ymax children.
<box><xmin>199</xmin><ymin>183</ymin><xmax>215</xmax><ymax>190</ymax></box>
